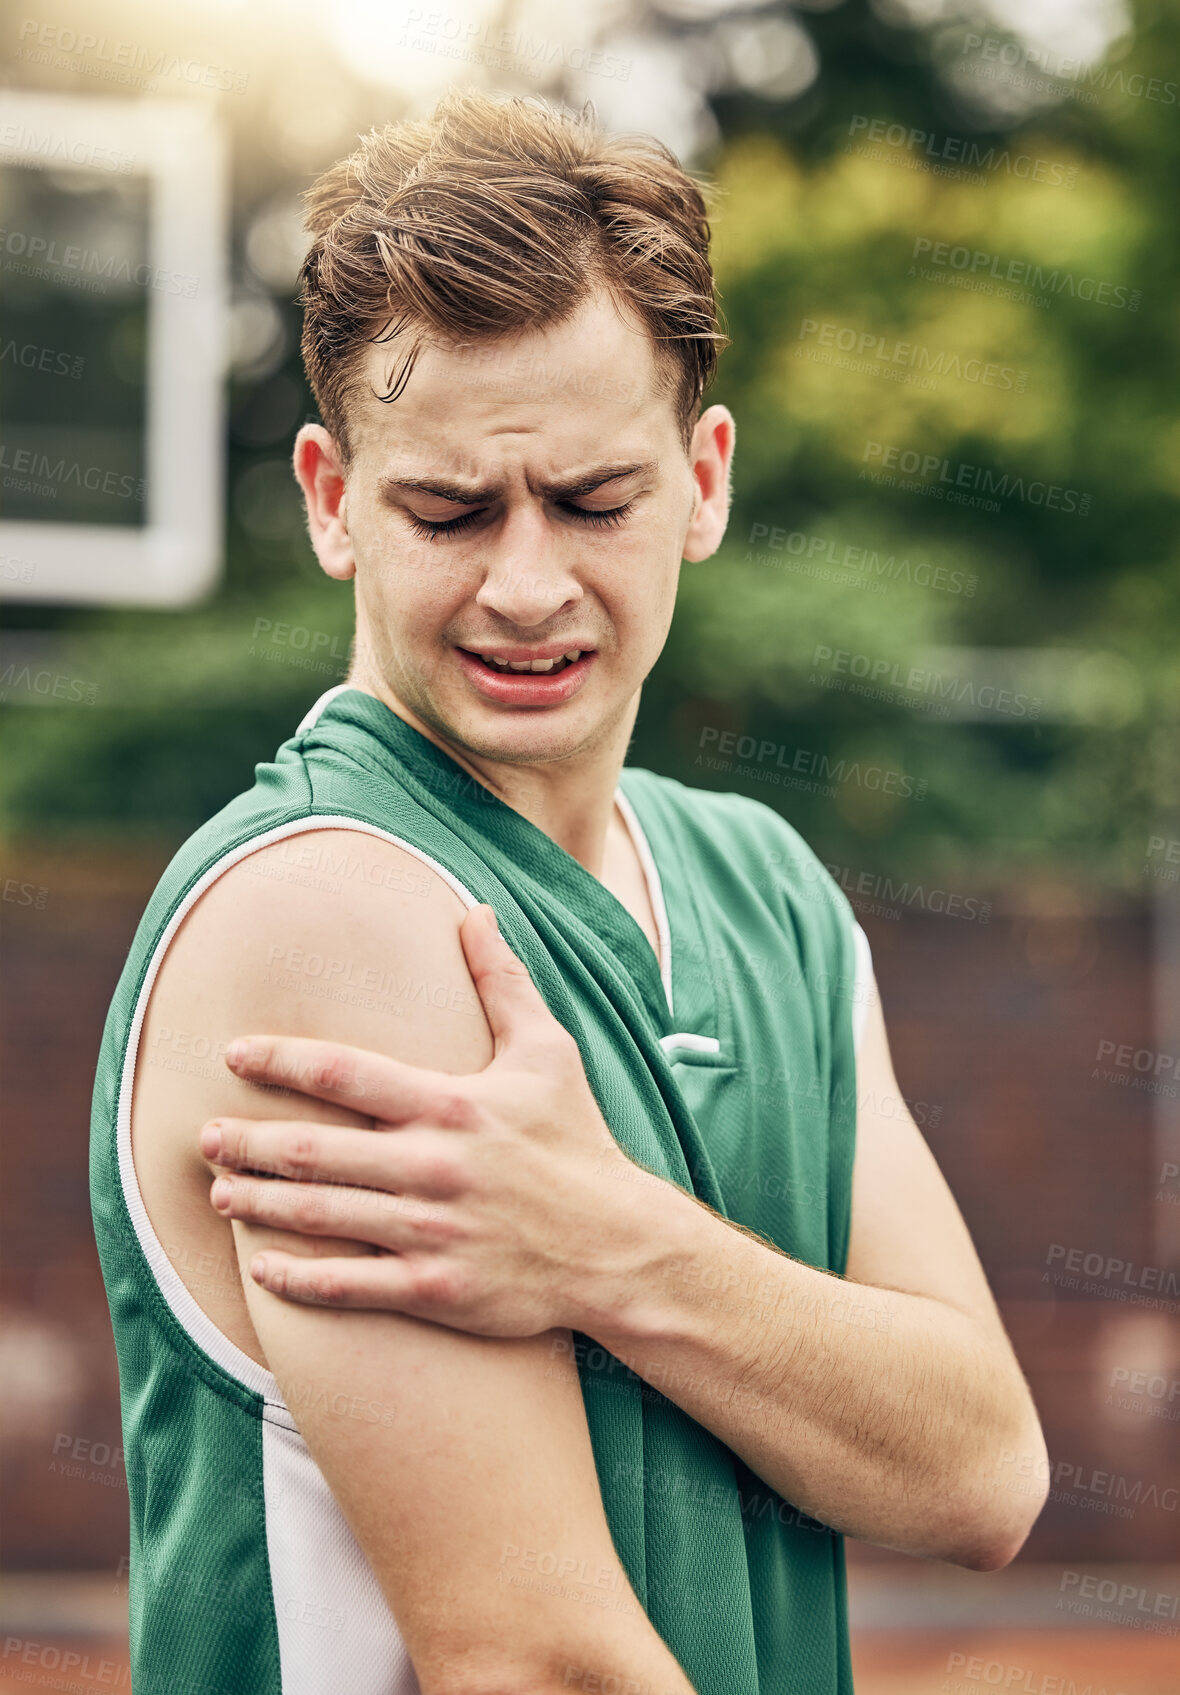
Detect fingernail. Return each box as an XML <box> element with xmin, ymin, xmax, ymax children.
<box><xmin>210</xmin><ymin>1177</ymin><xmax>232</xmax><ymax>1212</ymax></box>
<box><xmin>250</xmin><ymin>1256</ymin><xmax>269</xmax><ymax>1284</ymax></box>
<box><xmin>199</xmin><ymin>1123</ymin><xmax>222</xmax><ymax>1159</ymax></box>
<box><xmin>225</xmin><ymin>1039</ymin><xmax>248</xmax><ymax>1068</ymax></box>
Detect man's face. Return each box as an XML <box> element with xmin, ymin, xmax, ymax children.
<box><xmin>296</xmin><ymin>288</ymin><xmax>732</xmax><ymax>770</ymax></box>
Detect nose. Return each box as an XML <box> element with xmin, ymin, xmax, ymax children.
<box><xmin>474</xmin><ymin>506</ymin><xmax>584</xmax><ymax>627</ymax></box>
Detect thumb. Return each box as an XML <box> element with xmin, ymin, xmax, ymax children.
<box><xmin>460</xmin><ymin>904</ymin><xmax>552</xmax><ymax>1055</ymax></box>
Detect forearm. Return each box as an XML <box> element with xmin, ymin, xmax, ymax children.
<box><xmin>579</xmin><ymin>1173</ymin><xmax>1048</xmax><ymax>1568</ymax></box>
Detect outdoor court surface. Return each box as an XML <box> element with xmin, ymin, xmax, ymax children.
<box><xmin>1</xmin><ymin>1567</ymin><xmax>1175</xmax><ymax>1692</ymax></box>
<box><xmin>0</xmin><ymin>1631</ymin><xmax>1172</xmax><ymax>1693</ymax></box>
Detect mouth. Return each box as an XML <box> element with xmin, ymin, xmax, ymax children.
<box><xmin>454</xmin><ymin>645</ymin><xmax>597</xmax><ymax>706</ymax></box>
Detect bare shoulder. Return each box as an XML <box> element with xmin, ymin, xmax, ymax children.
<box><xmin>130</xmin><ymin>828</ymin><xmax>492</xmax><ymax>1362</ymax></box>
<box><xmin>190</xmin><ymin>827</ymin><xmax>489</xmax><ymax>1065</ymax></box>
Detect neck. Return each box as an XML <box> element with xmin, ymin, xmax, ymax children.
<box><xmin>348</xmin><ymin>664</ymin><xmax>637</xmax><ymax>879</ymax></box>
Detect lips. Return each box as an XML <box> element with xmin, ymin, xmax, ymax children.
<box><xmin>455</xmin><ymin>645</ymin><xmax>597</xmax><ymax>706</ymax></box>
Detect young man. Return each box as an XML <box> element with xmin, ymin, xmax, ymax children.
<box><xmin>91</xmin><ymin>89</ymin><xmax>1049</xmax><ymax>1695</ymax></box>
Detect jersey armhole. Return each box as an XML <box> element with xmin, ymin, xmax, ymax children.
<box><xmin>851</xmin><ymin>921</ymin><xmax>873</xmax><ymax>1056</ymax></box>
<box><xmin>117</xmin><ymin>814</ymin><xmax>484</xmax><ymax>1413</ymax></box>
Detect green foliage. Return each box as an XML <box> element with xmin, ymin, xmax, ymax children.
<box><xmin>3</xmin><ymin>2</ymin><xmax>1177</xmax><ymax>890</ymax></box>
<box><xmin>635</xmin><ymin>1</ymin><xmax>1180</xmax><ymax>885</ymax></box>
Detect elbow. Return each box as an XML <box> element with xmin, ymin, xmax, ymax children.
<box><xmin>964</xmin><ymin>1470</ymin><xmax>1048</xmax><ymax>1571</ymax></box>
<box><xmin>939</xmin><ymin>1502</ymin><xmax>1041</xmax><ymax>1573</ymax></box>
<box><xmin>947</xmin><ymin>1422</ymin><xmax>1050</xmax><ymax>1572</ymax></box>
<box><xmin>954</xmin><ymin>1520</ymin><xmax>1036</xmax><ymax>1573</ymax></box>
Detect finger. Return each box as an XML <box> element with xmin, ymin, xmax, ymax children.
<box><xmin>223</xmin><ymin>1034</ymin><xmax>448</xmax><ymax>1123</ymax></box>
<box><xmin>459</xmin><ymin>903</ymin><xmax>559</xmax><ymax>1055</ymax></box>
<box><xmin>202</xmin><ymin>1119</ymin><xmax>465</xmax><ymax>1198</ymax></box>
<box><xmin>210</xmin><ymin>1170</ymin><xmax>451</xmax><ymax>1249</ymax></box>
<box><xmin>248</xmin><ymin>1251</ymin><xmax>423</xmax><ymax>1314</ymax></box>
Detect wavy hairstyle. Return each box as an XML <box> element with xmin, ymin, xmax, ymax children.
<box><xmin>297</xmin><ymin>88</ymin><xmax>728</xmax><ymax>463</ymax></box>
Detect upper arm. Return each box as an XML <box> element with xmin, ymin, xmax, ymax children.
<box><xmin>131</xmin><ymin>829</ymin><xmax>688</xmax><ymax>1693</ymax></box>
<box><xmin>844</xmin><ymin>969</ymin><xmax>1008</xmax><ymax>1342</ymax></box>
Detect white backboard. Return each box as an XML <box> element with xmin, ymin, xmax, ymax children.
<box><xmin>0</xmin><ymin>90</ymin><xmax>227</xmax><ymax>605</ymax></box>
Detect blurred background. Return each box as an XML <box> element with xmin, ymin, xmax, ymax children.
<box><xmin>2</xmin><ymin>1</ymin><xmax>1178</xmax><ymax>1690</ymax></box>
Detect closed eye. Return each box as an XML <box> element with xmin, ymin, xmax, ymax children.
<box><xmin>406</xmin><ymin>500</ymin><xmax>635</xmax><ymax>542</ymax></box>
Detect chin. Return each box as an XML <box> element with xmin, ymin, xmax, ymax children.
<box><xmin>451</xmin><ymin>710</ymin><xmax>599</xmax><ymax>767</ymax></box>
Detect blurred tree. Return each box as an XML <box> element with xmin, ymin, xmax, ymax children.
<box><xmin>2</xmin><ymin>0</ymin><xmax>1177</xmax><ymax>892</ymax></box>
<box><xmin>633</xmin><ymin>0</ymin><xmax>1180</xmax><ymax>887</ymax></box>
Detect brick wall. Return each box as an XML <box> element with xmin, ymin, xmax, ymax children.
<box><xmin>2</xmin><ymin>850</ymin><xmax>1176</xmax><ymax>1570</ymax></box>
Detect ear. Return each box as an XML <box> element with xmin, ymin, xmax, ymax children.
<box><xmin>293</xmin><ymin>424</ymin><xmax>355</xmax><ymax>582</ymax></box>
<box><xmin>682</xmin><ymin>404</ymin><xmax>736</xmax><ymax>564</ymax></box>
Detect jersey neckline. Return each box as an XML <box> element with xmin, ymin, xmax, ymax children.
<box><xmin>299</xmin><ymin>683</ymin><xmax>679</xmax><ymax>1034</ymax></box>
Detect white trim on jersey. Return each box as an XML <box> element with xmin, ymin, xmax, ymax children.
<box><xmin>660</xmin><ymin>1032</ymin><xmax>723</xmax><ymax>1055</ymax></box>
<box><xmin>295</xmin><ymin>687</ymin><xmax>877</xmax><ymax>1054</ymax></box>
<box><xmin>261</xmin><ymin>1419</ymin><xmax>420</xmax><ymax>1694</ymax></box>
<box><xmin>116</xmin><ymin>814</ymin><xmax>483</xmax><ymax>1408</ymax></box>
<box><xmin>851</xmin><ymin>921</ymin><xmax>874</xmax><ymax>1055</ymax></box>
<box><xmin>116</xmin><ymin>813</ymin><xmax>478</xmax><ymax>1695</ymax></box>
<box><xmin>300</xmin><ymin>687</ymin><xmax>679</xmax><ymax>1016</ymax></box>
<box><xmin>297</xmin><ymin>681</ymin><xmax>353</xmax><ymax>733</ymax></box>
<box><xmin>613</xmin><ymin>784</ymin><xmax>675</xmax><ymax>1017</ymax></box>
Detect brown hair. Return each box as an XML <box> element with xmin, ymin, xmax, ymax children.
<box><xmin>297</xmin><ymin>88</ymin><xmax>728</xmax><ymax>465</ymax></box>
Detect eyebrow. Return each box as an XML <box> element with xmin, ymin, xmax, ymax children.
<box><xmin>376</xmin><ymin>460</ymin><xmax>659</xmax><ymax>507</ymax></box>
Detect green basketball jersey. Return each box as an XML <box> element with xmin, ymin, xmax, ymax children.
<box><xmin>90</xmin><ymin>684</ymin><xmax>867</xmax><ymax>1694</ymax></box>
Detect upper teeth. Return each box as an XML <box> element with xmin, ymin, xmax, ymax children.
<box><xmin>482</xmin><ymin>650</ymin><xmax>582</xmax><ymax>672</ymax></box>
